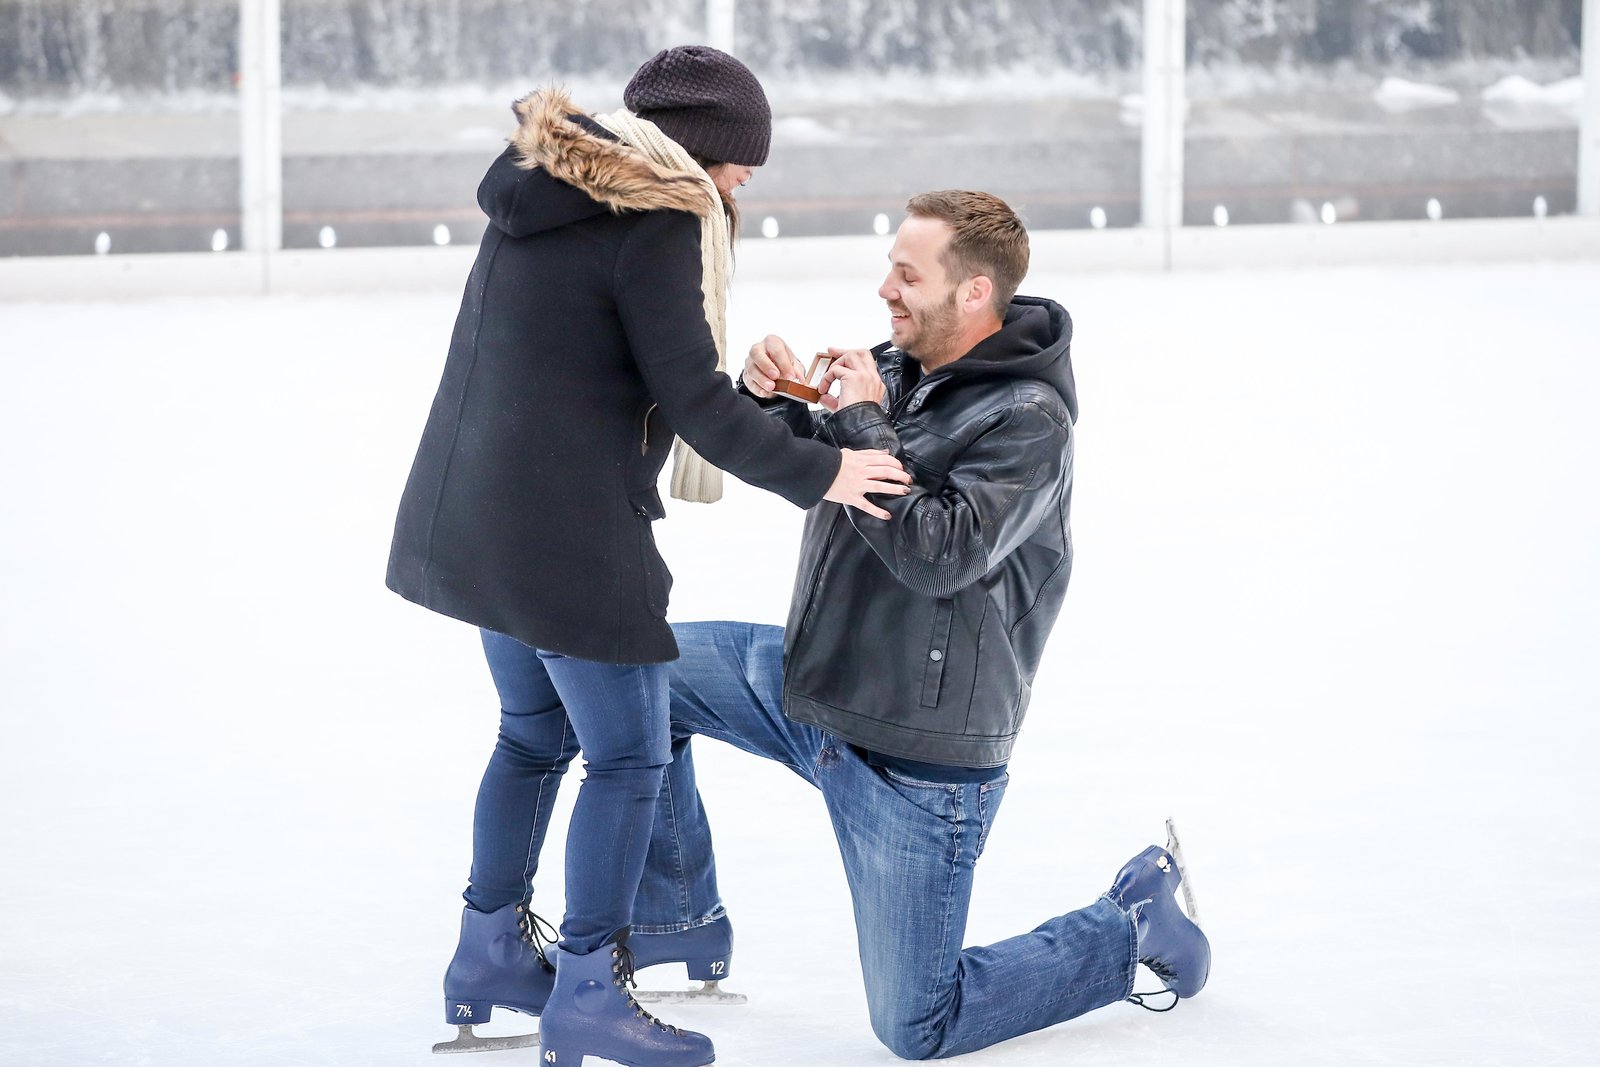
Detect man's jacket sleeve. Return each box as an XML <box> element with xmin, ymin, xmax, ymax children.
<box><xmin>823</xmin><ymin>396</ymin><xmax>1071</xmax><ymax>597</ymax></box>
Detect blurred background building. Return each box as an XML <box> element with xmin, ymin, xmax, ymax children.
<box><xmin>0</xmin><ymin>0</ymin><xmax>1591</xmax><ymax>256</ymax></box>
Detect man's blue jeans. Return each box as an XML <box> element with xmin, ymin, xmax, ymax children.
<box><xmin>635</xmin><ymin>621</ymin><xmax>1138</xmax><ymax>1059</ymax></box>
<box><xmin>470</xmin><ymin>629</ymin><xmax>671</xmax><ymax>955</ymax></box>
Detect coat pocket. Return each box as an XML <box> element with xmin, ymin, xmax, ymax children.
<box><xmin>637</xmin><ymin>521</ymin><xmax>672</xmax><ymax>617</ymax></box>
<box><xmin>920</xmin><ymin>598</ymin><xmax>956</xmax><ymax>708</ymax></box>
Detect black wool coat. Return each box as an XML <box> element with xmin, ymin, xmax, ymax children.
<box><xmin>387</xmin><ymin>90</ymin><xmax>840</xmax><ymax>664</ymax></box>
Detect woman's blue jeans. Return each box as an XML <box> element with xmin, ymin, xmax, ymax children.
<box><xmin>636</xmin><ymin>622</ymin><xmax>1139</xmax><ymax>1059</ymax></box>
<box><xmin>469</xmin><ymin>629</ymin><xmax>670</xmax><ymax>955</ymax></box>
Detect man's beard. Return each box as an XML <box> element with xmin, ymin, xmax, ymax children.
<box><xmin>900</xmin><ymin>287</ymin><xmax>961</xmax><ymax>366</ymax></box>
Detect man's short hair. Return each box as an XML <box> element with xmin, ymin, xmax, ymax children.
<box><xmin>905</xmin><ymin>190</ymin><xmax>1029</xmax><ymax>318</ymax></box>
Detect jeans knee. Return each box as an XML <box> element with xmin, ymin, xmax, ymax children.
<box><xmin>583</xmin><ymin>755</ymin><xmax>669</xmax><ymax>775</ymax></box>
<box><xmin>581</xmin><ymin>760</ymin><xmax>668</xmax><ymax>797</ymax></box>
<box><xmin>495</xmin><ymin>703</ymin><xmax>579</xmax><ymax>760</ymax></box>
<box><xmin>491</xmin><ymin>738</ymin><xmax>571</xmax><ymax>777</ymax></box>
<box><xmin>870</xmin><ymin>1014</ymin><xmax>940</xmax><ymax>1061</ymax></box>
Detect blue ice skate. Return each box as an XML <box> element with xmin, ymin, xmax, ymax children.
<box><xmin>631</xmin><ymin>916</ymin><xmax>746</xmax><ymax>1005</ymax></box>
<box><xmin>1108</xmin><ymin>818</ymin><xmax>1211</xmax><ymax>1003</ymax></box>
<box><xmin>434</xmin><ymin>901</ymin><xmax>558</xmax><ymax>1053</ymax></box>
<box><xmin>539</xmin><ymin>932</ymin><xmax>715</xmax><ymax>1067</ymax></box>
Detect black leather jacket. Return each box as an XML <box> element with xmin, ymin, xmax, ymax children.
<box><xmin>753</xmin><ymin>297</ymin><xmax>1078</xmax><ymax>767</ymax></box>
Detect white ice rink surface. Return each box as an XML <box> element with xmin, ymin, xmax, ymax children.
<box><xmin>3</xmin><ymin>254</ymin><xmax>1598</xmax><ymax>1066</ymax></box>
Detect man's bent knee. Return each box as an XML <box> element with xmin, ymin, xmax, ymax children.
<box><xmin>870</xmin><ymin>1012</ymin><xmax>944</xmax><ymax>1061</ymax></box>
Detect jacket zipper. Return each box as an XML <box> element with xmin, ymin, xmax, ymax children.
<box><xmin>641</xmin><ymin>403</ymin><xmax>658</xmax><ymax>455</ymax></box>
<box><xmin>890</xmin><ymin>368</ymin><xmax>951</xmax><ymax>420</ymax></box>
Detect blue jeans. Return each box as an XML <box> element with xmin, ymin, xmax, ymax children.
<box><xmin>470</xmin><ymin>629</ymin><xmax>671</xmax><ymax>955</ymax></box>
<box><xmin>635</xmin><ymin>621</ymin><xmax>1138</xmax><ymax>1059</ymax></box>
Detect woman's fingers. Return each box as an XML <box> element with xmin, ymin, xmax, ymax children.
<box><xmin>762</xmin><ymin>335</ymin><xmax>807</xmax><ymax>382</ymax></box>
<box><xmin>870</xmin><ymin>464</ymin><xmax>913</xmax><ymax>483</ymax></box>
<box><xmin>828</xmin><ymin>447</ymin><xmax>907</xmax><ymax>518</ymax></box>
<box><xmin>753</xmin><ymin>351</ymin><xmax>781</xmax><ymax>382</ymax></box>
<box><xmin>744</xmin><ymin>336</ymin><xmax>796</xmax><ymax>396</ymax></box>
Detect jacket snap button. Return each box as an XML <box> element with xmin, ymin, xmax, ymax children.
<box><xmin>929</xmin><ymin>649</ymin><xmax>943</xmax><ymax>661</ymax></box>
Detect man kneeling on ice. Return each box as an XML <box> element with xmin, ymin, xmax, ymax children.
<box><xmin>625</xmin><ymin>190</ymin><xmax>1213</xmax><ymax>1057</ymax></box>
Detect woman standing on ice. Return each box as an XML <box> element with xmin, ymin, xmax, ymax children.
<box><xmin>386</xmin><ymin>46</ymin><xmax>909</xmax><ymax>1067</ymax></box>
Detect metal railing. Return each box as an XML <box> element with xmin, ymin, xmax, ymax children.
<box><xmin>0</xmin><ymin>0</ymin><xmax>1593</xmax><ymax>297</ymax></box>
<box><xmin>228</xmin><ymin>0</ymin><xmax>1597</xmax><ymax>259</ymax></box>
<box><xmin>1584</xmin><ymin>0</ymin><xmax>1600</xmax><ymax>215</ymax></box>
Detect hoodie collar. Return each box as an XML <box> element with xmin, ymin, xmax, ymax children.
<box><xmin>880</xmin><ymin>296</ymin><xmax>1077</xmax><ymax>421</ymax></box>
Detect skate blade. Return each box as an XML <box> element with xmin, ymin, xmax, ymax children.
<box><xmin>432</xmin><ymin>1024</ymin><xmax>539</xmax><ymax>1054</ymax></box>
<box><xmin>1164</xmin><ymin>816</ymin><xmax>1202</xmax><ymax>929</ymax></box>
<box><xmin>634</xmin><ymin>980</ymin><xmax>748</xmax><ymax>1006</ymax></box>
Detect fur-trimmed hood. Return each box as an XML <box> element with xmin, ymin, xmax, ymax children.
<box><xmin>478</xmin><ymin>88</ymin><xmax>713</xmax><ymax>239</ymax></box>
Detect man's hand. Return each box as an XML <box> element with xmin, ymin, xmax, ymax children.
<box><xmin>741</xmin><ymin>334</ymin><xmax>807</xmax><ymax>398</ymax></box>
<box><xmin>818</xmin><ymin>348</ymin><xmax>886</xmax><ymax>412</ymax></box>
<box><xmin>824</xmin><ymin>448</ymin><xmax>913</xmax><ymax>521</ymax></box>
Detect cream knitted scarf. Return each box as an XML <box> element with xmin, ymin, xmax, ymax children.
<box><xmin>591</xmin><ymin>108</ymin><xmax>731</xmax><ymax>504</ymax></box>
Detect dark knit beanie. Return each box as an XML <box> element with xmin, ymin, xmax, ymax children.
<box><xmin>623</xmin><ymin>45</ymin><xmax>772</xmax><ymax>167</ymax></box>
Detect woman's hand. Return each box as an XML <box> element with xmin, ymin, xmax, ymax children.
<box><xmin>818</xmin><ymin>348</ymin><xmax>886</xmax><ymax>411</ymax></box>
<box><xmin>824</xmin><ymin>448</ymin><xmax>913</xmax><ymax>521</ymax></box>
<box><xmin>741</xmin><ymin>334</ymin><xmax>807</xmax><ymax>398</ymax></box>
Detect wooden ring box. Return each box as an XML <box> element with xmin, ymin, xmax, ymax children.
<box><xmin>771</xmin><ymin>353</ymin><xmax>835</xmax><ymax>404</ymax></box>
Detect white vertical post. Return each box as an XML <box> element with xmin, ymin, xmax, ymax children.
<box><xmin>707</xmin><ymin>0</ymin><xmax>736</xmax><ymax>54</ymax></box>
<box><xmin>1580</xmin><ymin>0</ymin><xmax>1599</xmax><ymax>216</ymax></box>
<box><xmin>240</xmin><ymin>0</ymin><xmax>283</xmax><ymax>253</ymax></box>
<box><xmin>1141</xmin><ymin>0</ymin><xmax>1187</xmax><ymax>252</ymax></box>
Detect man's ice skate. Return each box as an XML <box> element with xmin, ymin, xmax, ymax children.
<box><xmin>630</xmin><ymin>914</ymin><xmax>748</xmax><ymax>1005</ymax></box>
<box><xmin>432</xmin><ymin>902</ymin><xmax>556</xmax><ymax>1054</ymax></box>
<box><xmin>1163</xmin><ymin>817</ymin><xmax>1201</xmax><ymax>927</ymax></box>
<box><xmin>1107</xmin><ymin>818</ymin><xmax>1211</xmax><ymax>1007</ymax></box>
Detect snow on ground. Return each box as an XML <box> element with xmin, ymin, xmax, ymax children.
<box><xmin>2</xmin><ymin>252</ymin><xmax>1598</xmax><ymax>1066</ymax></box>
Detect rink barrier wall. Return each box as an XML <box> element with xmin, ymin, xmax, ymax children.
<box><xmin>1</xmin><ymin>216</ymin><xmax>1597</xmax><ymax>302</ymax></box>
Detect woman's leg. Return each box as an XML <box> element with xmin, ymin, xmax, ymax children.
<box><xmin>465</xmin><ymin>629</ymin><xmax>581</xmax><ymax>913</ymax></box>
<box><xmin>537</xmin><ymin>650</ymin><xmax>673</xmax><ymax>953</ymax></box>
<box><xmin>533</xmin><ymin>651</ymin><xmax>715</xmax><ymax>1066</ymax></box>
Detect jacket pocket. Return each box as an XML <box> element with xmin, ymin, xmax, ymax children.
<box><xmin>629</xmin><ymin>488</ymin><xmax>666</xmax><ymax>521</ymax></box>
<box><xmin>920</xmin><ymin>598</ymin><xmax>956</xmax><ymax>708</ymax></box>
<box><xmin>638</xmin><ymin>521</ymin><xmax>671</xmax><ymax>617</ymax></box>
<box><xmin>626</xmin><ymin>403</ymin><xmax>671</xmax><ymax>499</ymax></box>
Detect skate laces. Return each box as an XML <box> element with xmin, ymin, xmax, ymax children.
<box><xmin>1130</xmin><ymin>953</ymin><xmax>1180</xmax><ymax>1012</ymax></box>
<box><xmin>514</xmin><ymin>904</ymin><xmax>559</xmax><ymax>974</ymax></box>
<box><xmin>611</xmin><ymin>943</ymin><xmax>682</xmax><ymax>1035</ymax></box>
<box><xmin>1128</xmin><ymin>988</ymin><xmax>1180</xmax><ymax>1012</ymax></box>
